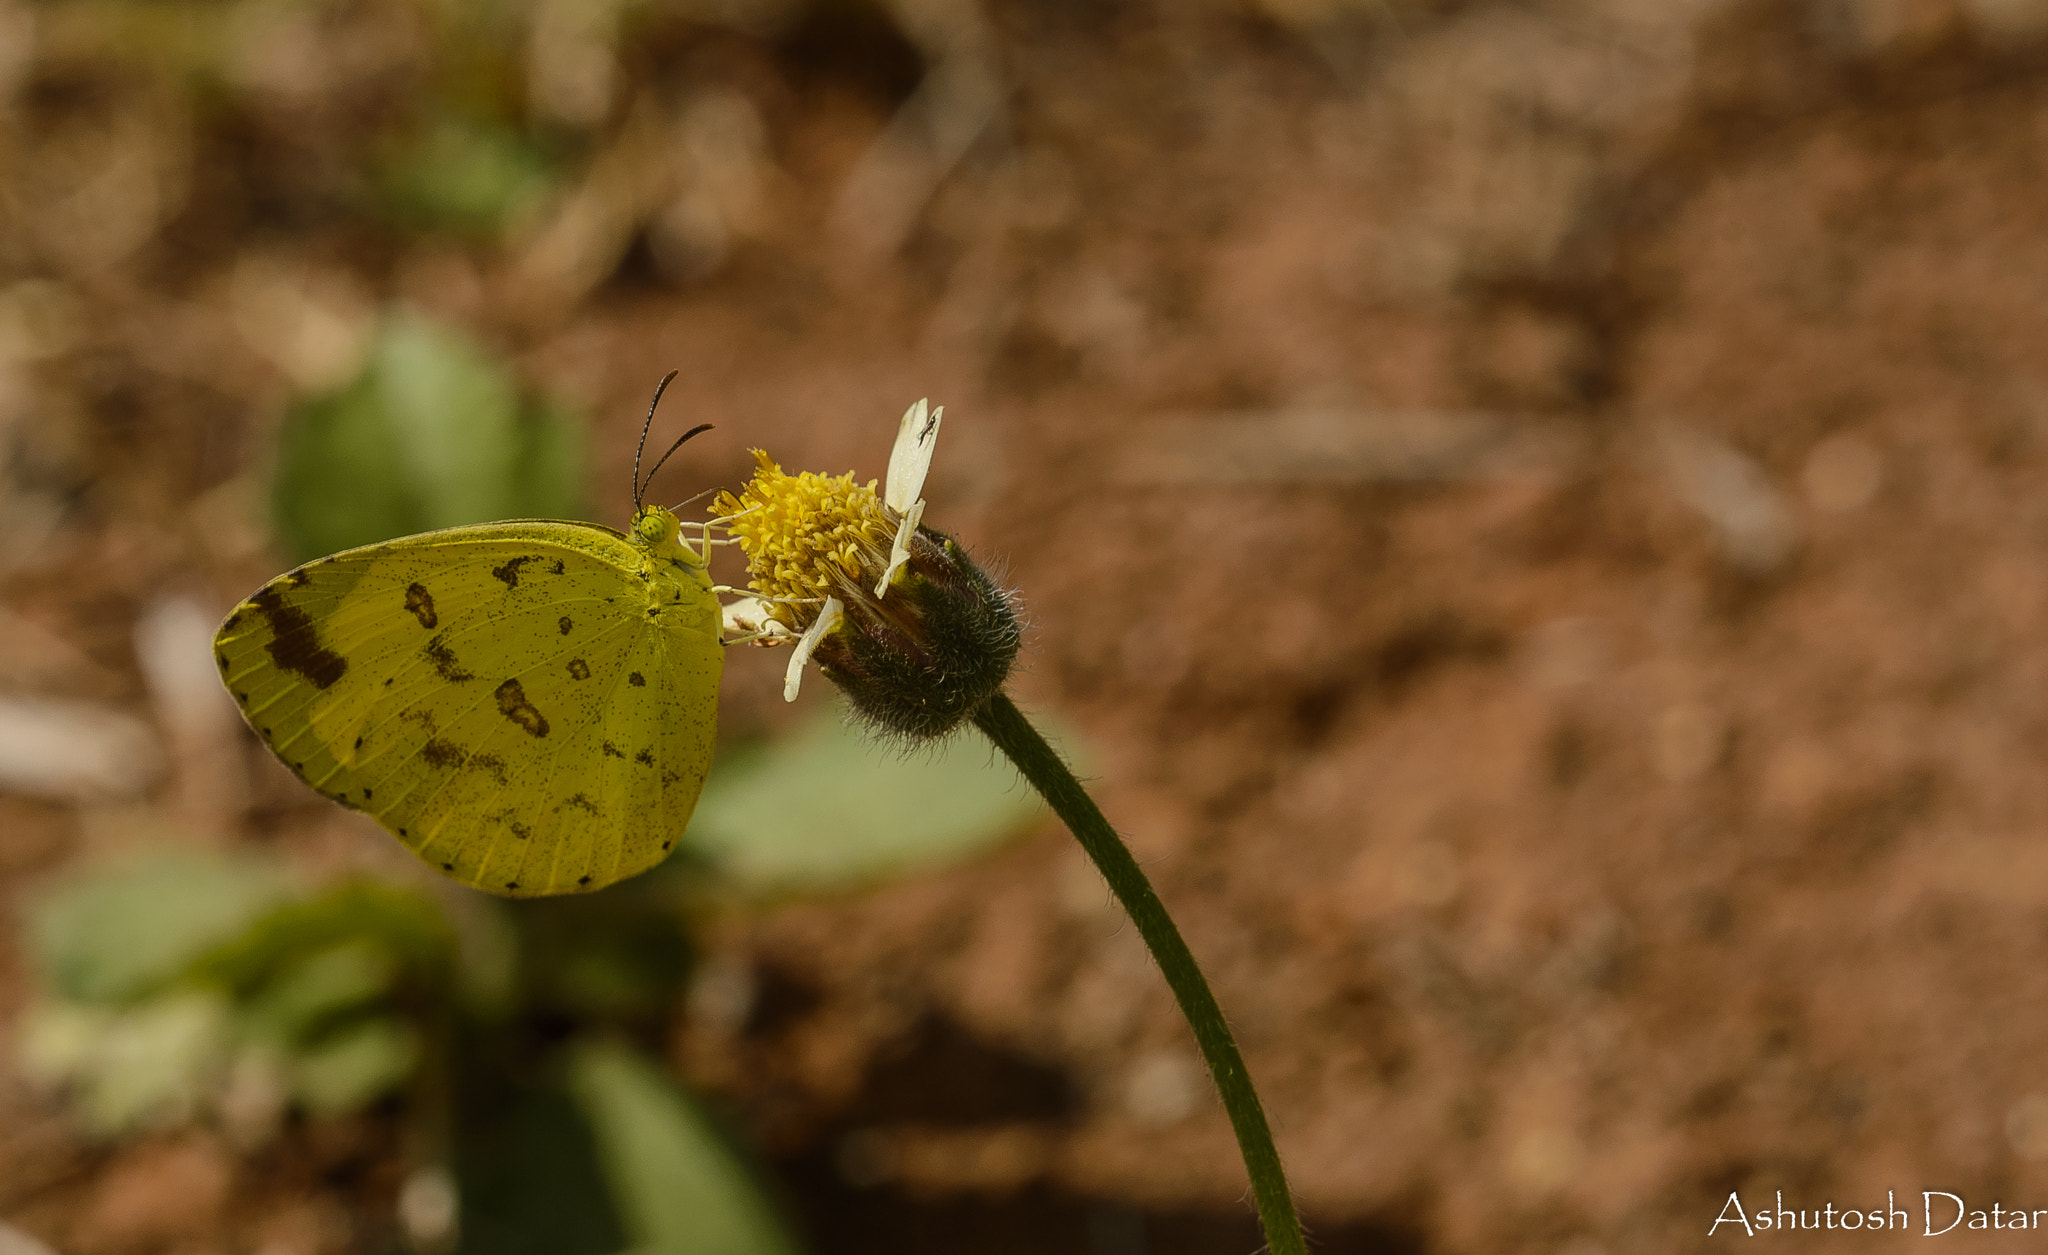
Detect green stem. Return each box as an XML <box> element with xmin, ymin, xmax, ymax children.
<box><xmin>972</xmin><ymin>691</ymin><xmax>1306</xmax><ymax>1255</ymax></box>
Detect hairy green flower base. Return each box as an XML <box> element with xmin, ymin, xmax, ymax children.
<box><xmin>813</xmin><ymin>530</ymin><xmax>1021</xmax><ymax>740</ymax></box>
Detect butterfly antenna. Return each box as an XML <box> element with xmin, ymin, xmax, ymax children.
<box><xmin>631</xmin><ymin>370</ymin><xmax>683</xmax><ymax>510</ymax></box>
<box><xmin>641</xmin><ymin>423</ymin><xmax>715</xmax><ymax>509</ymax></box>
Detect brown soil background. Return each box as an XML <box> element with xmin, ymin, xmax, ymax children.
<box><xmin>8</xmin><ymin>0</ymin><xmax>2048</xmax><ymax>1252</ymax></box>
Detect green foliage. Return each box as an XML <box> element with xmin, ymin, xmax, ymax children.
<box><xmin>16</xmin><ymin>706</ymin><xmax>1077</xmax><ymax>1239</ymax></box>
<box><xmin>511</xmin><ymin>886</ymin><xmax>695</xmax><ymax>1022</ymax></box>
<box><xmin>239</xmin><ymin>940</ymin><xmax>401</xmax><ymax>1044</ymax></box>
<box><xmin>17</xmin><ymin>993</ymin><xmax>231</xmax><ymax>1135</ymax></box>
<box><xmin>683</xmin><ymin>705</ymin><xmax>1051</xmax><ymax>894</ymax></box>
<box><xmin>567</xmin><ymin>1039</ymin><xmax>800</xmax><ymax>1255</ymax></box>
<box><xmin>15</xmin><ymin>850</ymin><xmax>812</xmax><ymax>1252</ymax></box>
<box><xmin>272</xmin><ymin>313</ymin><xmax>585</xmax><ymax>563</ymax></box>
<box><xmin>377</xmin><ymin>115</ymin><xmax>557</xmax><ymax>237</ymax></box>
<box><xmin>194</xmin><ymin>880</ymin><xmax>458</xmax><ymax>1007</ymax></box>
<box><xmin>289</xmin><ymin>1018</ymin><xmax>422</xmax><ymax>1117</ymax></box>
<box><xmin>454</xmin><ymin>1082</ymin><xmax>629</xmax><ymax>1255</ymax></box>
<box><xmin>31</xmin><ymin>0</ymin><xmax>568</xmax><ymax>238</ymax></box>
<box><xmin>25</xmin><ymin>853</ymin><xmax>288</xmax><ymax>1004</ymax></box>
<box><xmin>17</xmin><ymin>857</ymin><xmax>452</xmax><ymax>1136</ymax></box>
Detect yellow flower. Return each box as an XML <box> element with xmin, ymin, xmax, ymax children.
<box><xmin>712</xmin><ymin>400</ymin><xmax>1019</xmax><ymax>739</ymax></box>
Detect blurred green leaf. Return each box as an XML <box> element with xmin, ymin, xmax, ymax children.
<box><xmin>242</xmin><ymin>940</ymin><xmax>400</xmax><ymax>1045</ymax></box>
<box><xmin>194</xmin><ymin>879</ymin><xmax>455</xmax><ymax>1002</ymax></box>
<box><xmin>18</xmin><ymin>992</ymin><xmax>233</xmax><ymax>1136</ymax></box>
<box><xmin>271</xmin><ymin>368</ymin><xmax>419</xmax><ymax>561</ymax></box>
<box><xmin>81</xmin><ymin>992</ymin><xmax>232</xmax><ymax>1134</ymax></box>
<box><xmin>566</xmin><ymin>1039</ymin><xmax>799</xmax><ymax>1255</ymax></box>
<box><xmin>378</xmin><ymin>115</ymin><xmax>556</xmax><ymax>236</ymax></box>
<box><xmin>511</xmin><ymin>887</ymin><xmax>694</xmax><ymax>1022</ymax></box>
<box><xmin>445</xmin><ymin>896</ymin><xmax>521</xmax><ymax>1020</ymax></box>
<box><xmin>455</xmin><ymin>1083</ymin><xmax>628</xmax><ymax>1255</ymax></box>
<box><xmin>376</xmin><ymin>311</ymin><xmax>525</xmax><ymax>528</ymax></box>
<box><xmin>681</xmin><ymin>707</ymin><xmax>1052</xmax><ymax>894</ymax></box>
<box><xmin>196</xmin><ymin>882</ymin><xmax>453</xmax><ymax>1112</ymax></box>
<box><xmin>273</xmin><ymin>313</ymin><xmax>586</xmax><ymax>561</ymax></box>
<box><xmin>15</xmin><ymin>859</ymin><xmax>456</xmax><ymax>1132</ymax></box>
<box><xmin>25</xmin><ymin>854</ymin><xmax>289</xmax><ymax>1004</ymax></box>
<box><xmin>289</xmin><ymin>1017</ymin><xmax>420</xmax><ymax>1117</ymax></box>
<box><xmin>15</xmin><ymin>999</ymin><xmax>114</xmax><ymax>1088</ymax></box>
<box><xmin>514</xmin><ymin>398</ymin><xmax>588</xmax><ymax>522</ymax></box>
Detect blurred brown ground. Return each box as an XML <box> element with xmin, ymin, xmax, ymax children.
<box><xmin>9</xmin><ymin>0</ymin><xmax>2048</xmax><ymax>1251</ymax></box>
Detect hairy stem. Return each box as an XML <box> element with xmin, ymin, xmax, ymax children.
<box><xmin>972</xmin><ymin>691</ymin><xmax>1305</xmax><ymax>1255</ymax></box>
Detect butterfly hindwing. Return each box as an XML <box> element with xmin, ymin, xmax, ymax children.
<box><xmin>216</xmin><ymin>521</ymin><xmax>721</xmax><ymax>896</ymax></box>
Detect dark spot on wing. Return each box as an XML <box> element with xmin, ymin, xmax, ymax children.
<box><xmin>472</xmin><ymin>751</ymin><xmax>509</xmax><ymax>785</ymax></box>
<box><xmin>223</xmin><ymin>612</ymin><xmax>241</xmax><ymax>629</ymax></box>
<box><xmin>551</xmin><ymin>560</ymin><xmax>565</xmax><ymax>575</ymax></box>
<box><xmin>568</xmin><ymin>658</ymin><xmax>590</xmax><ymax>680</ymax></box>
<box><xmin>362</xmin><ymin>787</ymin><xmax>372</xmax><ymax>799</ymax></box>
<box><xmin>249</xmin><ymin>587</ymin><xmax>348</xmax><ymax>690</ymax></box>
<box><xmin>506</xmin><ymin>882</ymin><xmax>519</xmax><ymax>890</ymax></box>
<box><xmin>661</xmin><ymin>839</ymin><xmax>673</xmax><ymax>850</ymax></box>
<box><xmin>492</xmin><ymin>557</ymin><xmax>534</xmax><ymax>588</ymax></box>
<box><xmin>423</xmin><ymin>634</ymin><xmax>474</xmax><ymax>682</ymax></box>
<box><xmin>578</xmin><ymin>875</ymin><xmax>591</xmax><ymax>885</ymax></box>
<box><xmin>495</xmin><ymin>679</ymin><xmax>550</xmax><ymax>737</ymax></box>
<box><xmin>405</xmin><ymin>583</ymin><xmax>439</xmax><ymax>629</ymax></box>
<box><xmin>601</xmin><ymin>741</ymin><xmax>625</xmax><ymax>759</ymax></box>
<box><xmin>565</xmin><ymin>792</ymin><xmax>600</xmax><ymax>815</ymax></box>
<box><xmin>384</xmin><ymin>677</ymin><xmax>393</xmax><ymax>687</ymax></box>
<box><xmin>560</xmin><ymin>616</ymin><xmax>574</xmax><ymax>635</ymax></box>
<box><xmin>421</xmin><ymin>738</ymin><xmax>465</xmax><ymax>769</ymax></box>
<box><xmin>628</xmin><ymin>672</ymin><xmax>645</xmax><ymax>687</ymax></box>
<box><xmin>353</xmin><ymin>736</ymin><xmax>363</xmax><ymax>750</ymax></box>
<box><xmin>215</xmin><ymin>652</ymin><xmax>227</xmax><ymax>670</ymax></box>
<box><xmin>236</xmin><ymin>692</ymin><xmax>248</xmax><ymax>701</ymax></box>
<box><xmin>399</xmin><ymin>827</ymin><xmax>409</xmax><ymax>837</ymax></box>
<box><xmin>634</xmin><ymin>748</ymin><xmax>655</xmax><ymax>767</ymax></box>
<box><xmin>443</xmin><ymin>861</ymin><xmax>453</xmax><ymax>870</ymax></box>
<box><xmin>511</xmin><ymin>821</ymin><xmax>532</xmax><ymax>840</ymax></box>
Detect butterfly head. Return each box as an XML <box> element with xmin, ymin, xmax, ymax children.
<box><xmin>631</xmin><ymin>503</ymin><xmax>681</xmax><ymax>548</ymax></box>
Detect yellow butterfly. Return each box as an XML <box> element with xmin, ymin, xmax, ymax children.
<box><xmin>215</xmin><ymin>374</ymin><xmax>722</xmax><ymax>897</ymax></box>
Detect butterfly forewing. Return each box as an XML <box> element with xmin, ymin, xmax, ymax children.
<box><xmin>216</xmin><ymin>521</ymin><xmax>721</xmax><ymax>896</ymax></box>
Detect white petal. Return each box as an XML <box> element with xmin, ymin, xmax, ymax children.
<box><xmin>783</xmin><ymin>596</ymin><xmax>843</xmax><ymax>702</ymax></box>
<box><xmin>875</xmin><ymin>499</ymin><xmax>924</xmax><ymax>597</ymax></box>
<box><xmin>884</xmin><ymin>399</ymin><xmax>942</xmax><ymax>513</ymax></box>
<box><xmin>720</xmin><ymin>596</ymin><xmax>776</xmax><ymax>638</ymax></box>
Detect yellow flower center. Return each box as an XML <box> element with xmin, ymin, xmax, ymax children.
<box><xmin>712</xmin><ymin>451</ymin><xmax>894</xmax><ymax>610</ymax></box>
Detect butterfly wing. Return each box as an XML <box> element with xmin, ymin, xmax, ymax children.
<box><xmin>215</xmin><ymin>521</ymin><xmax>722</xmax><ymax>896</ymax></box>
